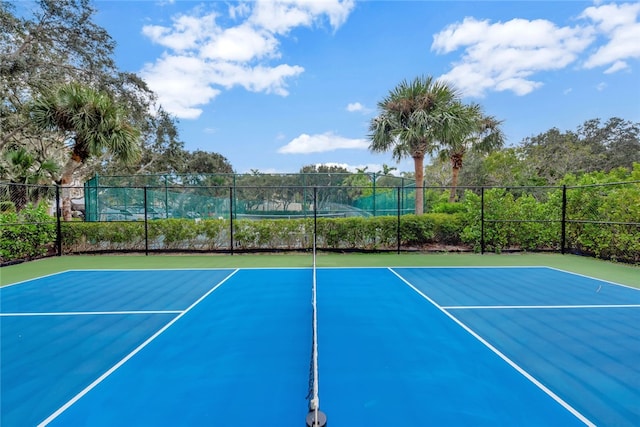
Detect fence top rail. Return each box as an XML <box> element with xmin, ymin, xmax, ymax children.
<box><xmin>84</xmin><ymin>185</ymin><xmax>412</xmax><ymax>190</ymax></box>
<box><xmin>81</xmin><ymin>184</ymin><xmax>561</xmax><ymax>190</ymax></box>
<box><xmin>565</xmin><ymin>180</ymin><xmax>640</xmax><ymax>189</ymax></box>
<box><xmin>4</xmin><ymin>181</ymin><xmax>639</xmax><ymax>191</ymax></box>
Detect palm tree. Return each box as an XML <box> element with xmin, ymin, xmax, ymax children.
<box><xmin>379</xmin><ymin>164</ymin><xmax>397</xmax><ymax>176</ymax></box>
<box><xmin>2</xmin><ymin>147</ymin><xmax>59</xmax><ymax>211</ymax></box>
<box><xmin>437</xmin><ymin>102</ymin><xmax>505</xmax><ymax>202</ymax></box>
<box><xmin>30</xmin><ymin>83</ymin><xmax>140</xmax><ymax>220</ymax></box>
<box><xmin>368</xmin><ymin>76</ymin><xmax>460</xmax><ymax>214</ymax></box>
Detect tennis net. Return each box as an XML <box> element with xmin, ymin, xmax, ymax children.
<box><xmin>306</xmin><ymin>233</ymin><xmax>327</xmax><ymax>427</ymax></box>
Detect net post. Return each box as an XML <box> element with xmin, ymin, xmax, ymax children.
<box><xmin>306</xmin><ymin>194</ymin><xmax>327</xmax><ymax>427</ymax></box>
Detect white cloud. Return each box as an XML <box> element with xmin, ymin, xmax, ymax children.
<box><xmin>228</xmin><ymin>2</ymin><xmax>251</xmax><ymax>21</ymax></box>
<box><xmin>140</xmin><ymin>1</ymin><xmax>355</xmax><ymax>119</ymax></box>
<box><xmin>604</xmin><ymin>60</ymin><xmax>629</xmax><ymax>73</ymax></box>
<box><xmin>142</xmin><ymin>12</ymin><xmax>218</xmax><ymax>52</ymax></box>
<box><xmin>346</xmin><ymin>101</ymin><xmax>372</xmax><ymax>113</ymax></box>
<box><xmin>250</xmin><ymin>0</ymin><xmax>355</xmax><ymax>35</ymax></box>
<box><xmin>581</xmin><ymin>2</ymin><xmax>640</xmax><ymax>70</ymax></box>
<box><xmin>432</xmin><ymin>2</ymin><xmax>640</xmax><ymax>96</ymax></box>
<box><xmin>596</xmin><ymin>82</ymin><xmax>607</xmax><ymax>91</ymax></box>
<box><xmin>200</xmin><ymin>24</ymin><xmax>279</xmax><ymax>62</ymax></box>
<box><xmin>140</xmin><ymin>55</ymin><xmax>221</xmax><ymax>119</ymax></box>
<box><xmin>432</xmin><ymin>17</ymin><xmax>594</xmax><ymax>97</ymax></box>
<box><xmin>205</xmin><ymin>62</ymin><xmax>305</xmax><ymax>94</ymax></box>
<box><xmin>346</xmin><ymin>102</ymin><xmax>364</xmax><ymax>112</ymax></box>
<box><xmin>278</xmin><ymin>132</ymin><xmax>369</xmax><ymax>154</ymax></box>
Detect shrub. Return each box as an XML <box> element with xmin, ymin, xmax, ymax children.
<box><xmin>0</xmin><ymin>203</ymin><xmax>56</xmax><ymax>261</ymax></box>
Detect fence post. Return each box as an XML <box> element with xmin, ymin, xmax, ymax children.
<box><xmin>55</xmin><ymin>185</ymin><xmax>62</xmax><ymax>257</ymax></box>
<box><xmin>561</xmin><ymin>185</ymin><xmax>567</xmax><ymax>255</ymax></box>
<box><xmin>164</xmin><ymin>175</ymin><xmax>169</xmax><ymax>219</ymax></box>
<box><xmin>313</xmin><ymin>187</ymin><xmax>317</xmax><ymax>252</ymax></box>
<box><xmin>372</xmin><ymin>173</ymin><xmax>376</xmax><ymax>217</ymax></box>
<box><xmin>144</xmin><ymin>187</ymin><xmax>149</xmax><ymax>256</ymax></box>
<box><xmin>397</xmin><ymin>186</ymin><xmax>401</xmax><ymax>254</ymax></box>
<box><xmin>229</xmin><ymin>186</ymin><xmax>234</xmax><ymax>255</ymax></box>
<box><xmin>480</xmin><ymin>187</ymin><xmax>485</xmax><ymax>255</ymax></box>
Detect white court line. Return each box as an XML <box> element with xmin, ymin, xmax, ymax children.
<box><xmin>37</xmin><ymin>268</ymin><xmax>239</xmax><ymax>427</ymax></box>
<box><xmin>1</xmin><ymin>310</ymin><xmax>183</xmax><ymax>317</ymax></box>
<box><xmin>444</xmin><ymin>304</ymin><xmax>640</xmax><ymax>310</ymax></box>
<box><xmin>546</xmin><ymin>266</ymin><xmax>640</xmax><ymax>291</ymax></box>
<box><xmin>0</xmin><ymin>270</ymin><xmax>70</xmax><ymax>288</ymax></box>
<box><xmin>0</xmin><ymin>268</ymin><xmax>239</xmax><ymax>288</ymax></box>
<box><xmin>388</xmin><ymin>267</ymin><xmax>595</xmax><ymax>427</ymax></box>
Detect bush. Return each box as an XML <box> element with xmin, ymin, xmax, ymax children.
<box><xmin>0</xmin><ymin>203</ymin><xmax>56</xmax><ymax>262</ymax></box>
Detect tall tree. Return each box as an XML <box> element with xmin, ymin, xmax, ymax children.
<box><xmin>578</xmin><ymin>117</ymin><xmax>640</xmax><ymax>171</ymax></box>
<box><xmin>368</xmin><ymin>76</ymin><xmax>459</xmax><ymax>214</ymax></box>
<box><xmin>30</xmin><ymin>83</ymin><xmax>141</xmax><ymax>220</ymax></box>
<box><xmin>1</xmin><ymin>1</ymin><xmax>217</xmax><ymax>186</ymax></box>
<box><xmin>436</xmin><ymin>103</ymin><xmax>505</xmax><ymax>202</ymax></box>
<box><xmin>1</xmin><ymin>147</ymin><xmax>58</xmax><ymax>211</ymax></box>
<box><xmin>1</xmin><ymin>0</ymin><xmax>120</xmax><ymax>152</ymax></box>
<box><xmin>522</xmin><ymin>128</ymin><xmax>593</xmax><ymax>184</ymax></box>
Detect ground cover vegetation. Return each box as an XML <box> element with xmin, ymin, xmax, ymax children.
<box><xmin>1</xmin><ymin>1</ymin><xmax>638</xmax><ymax>264</ymax></box>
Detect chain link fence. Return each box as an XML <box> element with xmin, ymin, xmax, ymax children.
<box><xmin>1</xmin><ymin>179</ymin><xmax>638</xmax><ymax>264</ymax></box>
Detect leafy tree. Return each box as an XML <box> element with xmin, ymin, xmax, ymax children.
<box><xmin>458</xmin><ymin>148</ymin><xmax>541</xmax><ymax>188</ymax></box>
<box><xmin>577</xmin><ymin>117</ymin><xmax>640</xmax><ymax>171</ymax></box>
<box><xmin>423</xmin><ymin>158</ymin><xmax>453</xmax><ymax>187</ymax></box>
<box><xmin>369</xmin><ymin>76</ymin><xmax>459</xmax><ymax>214</ymax></box>
<box><xmin>299</xmin><ymin>164</ymin><xmax>351</xmax><ymax>209</ymax></box>
<box><xmin>1</xmin><ymin>0</ymin><xmax>120</xmax><ymax>151</ymax></box>
<box><xmin>375</xmin><ymin>164</ymin><xmax>402</xmax><ymax>189</ymax></box>
<box><xmin>30</xmin><ymin>83</ymin><xmax>141</xmax><ymax>220</ymax></box>
<box><xmin>182</xmin><ymin>150</ymin><xmax>234</xmax><ymax>175</ymax></box>
<box><xmin>343</xmin><ymin>167</ymin><xmax>373</xmax><ymax>199</ymax></box>
<box><xmin>1</xmin><ymin>1</ymin><xmax>233</xmax><ymax>187</ymax></box>
<box><xmin>1</xmin><ymin>147</ymin><xmax>58</xmax><ymax>210</ymax></box>
<box><xmin>522</xmin><ymin>128</ymin><xmax>600</xmax><ymax>184</ymax></box>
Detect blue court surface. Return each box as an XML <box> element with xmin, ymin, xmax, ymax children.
<box><xmin>1</xmin><ymin>267</ymin><xmax>639</xmax><ymax>426</ymax></box>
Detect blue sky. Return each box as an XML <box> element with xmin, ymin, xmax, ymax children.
<box><xmin>91</xmin><ymin>0</ymin><xmax>640</xmax><ymax>174</ymax></box>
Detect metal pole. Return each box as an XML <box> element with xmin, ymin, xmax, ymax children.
<box><xmin>229</xmin><ymin>186</ymin><xmax>234</xmax><ymax>255</ymax></box>
<box><xmin>144</xmin><ymin>187</ymin><xmax>149</xmax><ymax>256</ymax></box>
<box><xmin>165</xmin><ymin>175</ymin><xmax>169</xmax><ymax>219</ymax></box>
<box><xmin>313</xmin><ymin>187</ymin><xmax>318</xmax><ymax>251</ymax></box>
<box><xmin>372</xmin><ymin>172</ymin><xmax>376</xmax><ymax>217</ymax></box>
<box><xmin>561</xmin><ymin>185</ymin><xmax>567</xmax><ymax>255</ymax></box>
<box><xmin>480</xmin><ymin>187</ymin><xmax>485</xmax><ymax>254</ymax></box>
<box><xmin>397</xmin><ymin>186</ymin><xmax>401</xmax><ymax>254</ymax></box>
<box><xmin>55</xmin><ymin>185</ymin><xmax>62</xmax><ymax>256</ymax></box>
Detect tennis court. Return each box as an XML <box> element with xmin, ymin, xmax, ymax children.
<box><xmin>1</xmin><ymin>262</ymin><xmax>639</xmax><ymax>426</ymax></box>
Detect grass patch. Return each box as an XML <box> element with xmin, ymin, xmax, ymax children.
<box><xmin>1</xmin><ymin>253</ymin><xmax>638</xmax><ymax>288</ymax></box>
